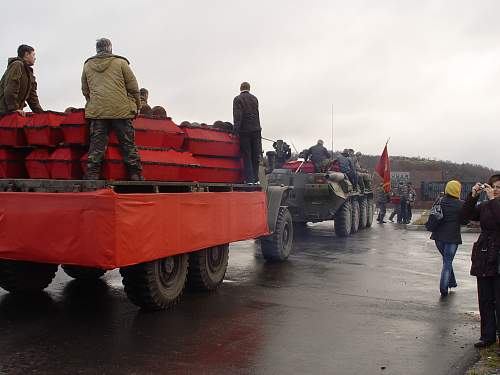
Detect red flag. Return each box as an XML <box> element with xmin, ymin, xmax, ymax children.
<box><xmin>375</xmin><ymin>144</ymin><xmax>391</xmax><ymax>192</ymax></box>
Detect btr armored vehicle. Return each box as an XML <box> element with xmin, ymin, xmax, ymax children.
<box><xmin>265</xmin><ymin>148</ymin><xmax>374</xmax><ymax>237</ymax></box>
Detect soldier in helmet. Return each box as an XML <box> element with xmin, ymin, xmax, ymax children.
<box><xmin>305</xmin><ymin>140</ymin><xmax>330</xmax><ymax>172</ymax></box>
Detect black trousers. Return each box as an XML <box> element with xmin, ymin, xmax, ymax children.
<box><xmin>239</xmin><ymin>131</ymin><xmax>262</xmax><ymax>183</ymax></box>
<box><xmin>377</xmin><ymin>202</ymin><xmax>386</xmax><ymax>221</ymax></box>
<box><xmin>477</xmin><ymin>276</ymin><xmax>500</xmax><ymax>341</ymax></box>
<box><xmin>399</xmin><ymin>198</ymin><xmax>408</xmax><ymax>223</ymax></box>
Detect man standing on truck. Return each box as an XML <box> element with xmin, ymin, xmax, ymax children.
<box><xmin>0</xmin><ymin>44</ymin><xmax>43</xmax><ymax>115</ymax></box>
<box><xmin>305</xmin><ymin>140</ymin><xmax>330</xmax><ymax>172</ymax></box>
<box><xmin>81</xmin><ymin>38</ymin><xmax>143</xmax><ymax>181</ymax></box>
<box><xmin>233</xmin><ymin>82</ymin><xmax>262</xmax><ymax>184</ymax></box>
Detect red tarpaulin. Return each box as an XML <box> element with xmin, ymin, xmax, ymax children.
<box><xmin>0</xmin><ymin>189</ymin><xmax>268</xmax><ymax>269</ymax></box>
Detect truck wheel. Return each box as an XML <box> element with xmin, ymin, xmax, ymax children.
<box><xmin>120</xmin><ymin>254</ymin><xmax>188</xmax><ymax>311</ymax></box>
<box><xmin>334</xmin><ymin>200</ymin><xmax>352</xmax><ymax>237</ymax></box>
<box><xmin>188</xmin><ymin>245</ymin><xmax>229</xmax><ymax>291</ymax></box>
<box><xmin>359</xmin><ymin>197</ymin><xmax>368</xmax><ymax>229</ymax></box>
<box><xmin>260</xmin><ymin>207</ymin><xmax>293</xmax><ymax>261</ymax></box>
<box><xmin>366</xmin><ymin>197</ymin><xmax>374</xmax><ymax>227</ymax></box>
<box><xmin>0</xmin><ymin>260</ymin><xmax>58</xmax><ymax>293</ymax></box>
<box><xmin>62</xmin><ymin>265</ymin><xmax>106</xmax><ymax>280</ymax></box>
<box><xmin>351</xmin><ymin>200</ymin><xmax>360</xmax><ymax>233</ymax></box>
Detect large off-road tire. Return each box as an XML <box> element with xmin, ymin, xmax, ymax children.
<box><xmin>0</xmin><ymin>260</ymin><xmax>58</xmax><ymax>293</ymax></box>
<box><xmin>351</xmin><ymin>200</ymin><xmax>360</xmax><ymax>233</ymax></box>
<box><xmin>120</xmin><ymin>254</ymin><xmax>188</xmax><ymax>311</ymax></box>
<box><xmin>260</xmin><ymin>207</ymin><xmax>293</xmax><ymax>261</ymax></box>
<box><xmin>188</xmin><ymin>245</ymin><xmax>229</xmax><ymax>291</ymax></box>
<box><xmin>359</xmin><ymin>197</ymin><xmax>368</xmax><ymax>229</ymax></box>
<box><xmin>366</xmin><ymin>197</ymin><xmax>374</xmax><ymax>227</ymax></box>
<box><xmin>334</xmin><ymin>200</ymin><xmax>352</xmax><ymax>237</ymax></box>
<box><xmin>62</xmin><ymin>265</ymin><xmax>106</xmax><ymax>280</ymax></box>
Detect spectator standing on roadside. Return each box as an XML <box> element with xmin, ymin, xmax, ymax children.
<box><xmin>376</xmin><ymin>183</ymin><xmax>390</xmax><ymax>223</ymax></box>
<box><xmin>430</xmin><ymin>180</ymin><xmax>467</xmax><ymax>297</ymax></box>
<box><xmin>463</xmin><ymin>175</ymin><xmax>500</xmax><ymax>348</ymax></box>
<box><xmin>397</xmin><ymin>181</ymin><xmax>409</xmax><ymax>224</ymax></box>
<box><xmin>407</xmin><ymin>182</ymin><xmax>416</xmax><ymax>223</ymax></box>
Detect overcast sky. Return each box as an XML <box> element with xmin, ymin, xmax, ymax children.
<box><xmin>1</xmin><ymin>0</ymin><xmax>499</xmax><ymax>170</ymax></box>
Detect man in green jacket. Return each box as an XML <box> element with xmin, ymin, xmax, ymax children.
<box><xmin>0</xmin><ymin>44</ymin><xmax>44</xmax><ymax>115</ymax></box>
<box><xmin>81</xmin><ymin>38</ymin><xmax>143</xmax><ymax>180</ymax></box>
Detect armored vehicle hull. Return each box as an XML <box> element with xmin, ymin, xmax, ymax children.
<box><xmin>267</xmin><ymin>168</ymin><xmax>374</xmax><ymax>237</ymax></box>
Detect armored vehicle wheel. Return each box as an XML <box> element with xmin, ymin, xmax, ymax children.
<box><xmin>0</xmin><ymin>260</ymin><xmax>57</xmax><ymax>293</ymax></box>
<box><xmin>366</xmin><ymin>197</ymin><xmax>374</xmax><ymax>227</ymax></box>
<box><xmin>260</xmin><ymin>207</ymin><xmax>293</xmax><ymax>261</ymax></box>
<box><xmin>334</xmin><ymin>200</ymin><xmax>352</xmax><ymax>237</ymax></box>
<box><xmin>62</xmin><ymin>265</ymin><xmax>106</xmax><ymax>280</ymax></box>
<box><xmin>359</xmin><ymin>197</ymin><xmax>368</xmax><ymax>229</ymax></box>
<box><xmin>351</xmin><ymin>200</ymin><xmax>360</xmax><ymax>233</ymax></box>
<box><xmin>335</xmin><ymin>201</ymin><xmax>352</xmax><ymax>237</ymax></box>
<box><xmin>188</xmin><ymin>245</ymin><xmax>229</xmax><ymax>291</ymax></box>
<box><xmin>120</xmin><ymin>254</ymin><xmax>188</xmax><ymax>311</ymax></box>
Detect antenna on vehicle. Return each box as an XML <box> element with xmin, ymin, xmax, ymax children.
<box><xmin>331</xmin><ymin>104</ymin><xmax>334</xmax><ymax>153</ymax></box>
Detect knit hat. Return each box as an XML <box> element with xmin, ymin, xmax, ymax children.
<box><xmin>445</xmin><ymin>180</ymin><xmax>461</xmax><ymax>199</ymax></box>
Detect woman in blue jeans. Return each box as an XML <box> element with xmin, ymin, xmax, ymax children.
<box><xmin>430</xmin><ymin>180</ymin><xmax>467</xmax><ymax>296</ymax></box>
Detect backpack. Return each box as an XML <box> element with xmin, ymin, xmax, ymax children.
<box><xmin>425</xmin><ymin>197</ymin><xmax>444</xmax><ymax>232</ymax></box>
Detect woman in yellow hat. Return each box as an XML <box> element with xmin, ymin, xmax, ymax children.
<box><xmin>430</xmin><ymin>180</ymin><xmax>467</xmax><ymax>297</ymax></box>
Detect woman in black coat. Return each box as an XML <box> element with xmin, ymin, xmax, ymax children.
<box><xmin>463</xmin><ymin>174</ymin><xmax>500</xmax><ymax>348</ymax></box>
<box><xmin>430</xmin><ymin>180</ymin><xmax>466</xmax><ymax>296</ymax></box>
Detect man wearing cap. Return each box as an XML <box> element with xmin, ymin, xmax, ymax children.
<box><xmin>233</xmin><ymin>82</ymin><xmax>262</xmax><ymax>184</ymax></box>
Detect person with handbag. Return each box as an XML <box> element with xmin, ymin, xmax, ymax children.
<box><xmin>463</xmin><ymin>174</ymin><xmax>500</xmax><ymax>348</ymax></box>
<box><xmin>430</xmin><ymin>180</ymin><xmax>467</xmax><ymax>297</ymax></box>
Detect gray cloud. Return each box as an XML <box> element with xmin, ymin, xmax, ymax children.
<box><xmin>1</xmin><ymin>0</ymin><xmax>499</xmax><ymax>169</ymax></box>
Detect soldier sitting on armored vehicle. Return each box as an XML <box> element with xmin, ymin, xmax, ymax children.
<box><xmin>337</xmin><ymin>149</ymin><xmax>358</xmax><ymax>189</ymax></box>
<box><xmin>272</xmin><ymin>140</ymin><xmax>292</xmax><ymax>169</ymax></box>
<box><xmin>304</xmin><ymin>140</ymin><xmax>330</xmax><ymax>173</ymax></box>
<box><xmin>354</xmin><ymin>151</ymin><xmax>372</xmax><ymax>191</ymax></box>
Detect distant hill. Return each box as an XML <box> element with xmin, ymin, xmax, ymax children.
<box><xmin>359</xmin><ymin>155</ymin><xmax>498</xmax><ymax>182</ymax></box>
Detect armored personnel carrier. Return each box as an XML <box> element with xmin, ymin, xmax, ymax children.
<box><xmin>265</xmin><ymin>145</ymin><xmax>374</xmax><ymax>237</ymax></box>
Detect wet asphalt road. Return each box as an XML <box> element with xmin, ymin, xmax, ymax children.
<box><xmin>0</xmin><ymin>221</ymin><xmax>481</xmax><ymax>375</ymax></box>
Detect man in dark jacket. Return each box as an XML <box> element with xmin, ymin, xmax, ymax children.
<box><xmin>233</xmin><ymin>82</ymin><xmax>261</xmax><ymax>184</ymax></box>
<box><xmin>0</xmin><ymin>44</ymin><xmax>43</xmax><ymax>115</ymax></box>
<box><xmin>430</xmin><ymin>180</ymin><xmax>467</xmax><ymax>296</ymax></box>
<box><xmin>82</xmin><ymin>38</ymin><xmax>142</xmax><ymax>181</ymax></box>
<box><xmin>305</xmin><ymin>140</ymin><xmax>330</xmax><ymax>172</ymax></box>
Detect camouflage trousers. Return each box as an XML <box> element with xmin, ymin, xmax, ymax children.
<box><xmin>87</xmin><ymin>119</ymin><xmax>142</xmax><ymax>173</ymax></box>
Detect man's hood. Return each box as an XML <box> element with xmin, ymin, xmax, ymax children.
<box><xmin>7</xmin><ymin>57</ymin><xmax>24</xmax><ymax>66</ymax></box>
<box><xmin>84</xmin><ymin>53</ymin><xmax>129</xmax><ymax>73</ymax></box>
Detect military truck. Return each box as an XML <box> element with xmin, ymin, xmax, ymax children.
<box><xmin>265</xmin><ymin>148</ymin><xmax>374</xmax><ymax>237</ymax></box>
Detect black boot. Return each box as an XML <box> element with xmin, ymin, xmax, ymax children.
<box><xmin>128</xmin><ymin>170</ymin><xmax>144</xmax><ymax>181</ymax></box>
<box><xmin>85</xmin><ymin>163</ymin><xmax>101</xmax><ymax>180</ymax></box>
